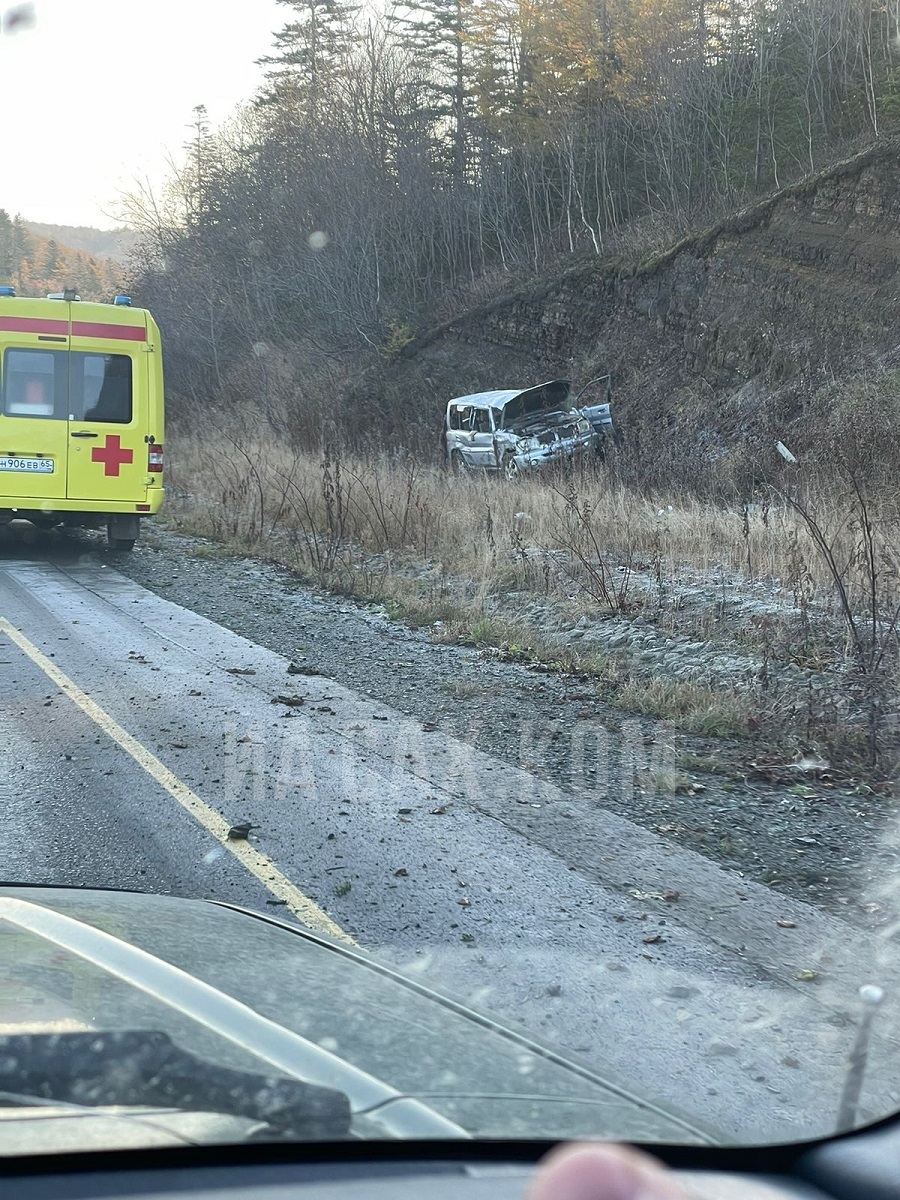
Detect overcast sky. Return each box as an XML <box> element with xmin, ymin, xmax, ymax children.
<box><xmin>1</xmin><ymin>0</ymin><xmax>285</xmax><ymax>228</ymax></box>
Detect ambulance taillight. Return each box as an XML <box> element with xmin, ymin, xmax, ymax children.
<box><xmin>148</xmin><ymin>445</ymin><xmax>164</xmax><ymax>473</ymax></box>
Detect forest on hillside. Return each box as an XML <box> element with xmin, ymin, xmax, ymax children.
<box><xmin>0</xmin><ymin>211</ymin><xmax>124</xmax><ymax>301</ymax></box>
<box><xmin>24</xmin><ymin>222</ymin><xmax>137</xmax><ymax>265</ymax></box>
<box><xmin>125</xmin><ymin>0</ymin><xmax>900</xmax><ymax>444</ymax></box>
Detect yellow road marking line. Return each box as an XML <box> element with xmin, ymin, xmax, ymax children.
<box><xmin>0</xmin><ymin>616</ymin><xmax>356</xmax><ymax>947</ymax></box>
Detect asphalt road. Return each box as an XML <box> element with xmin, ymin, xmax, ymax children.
<box><xmin>2</xmin><ymin>523</ymin><xmax>899</xmax><ymax>1143</ymax></box>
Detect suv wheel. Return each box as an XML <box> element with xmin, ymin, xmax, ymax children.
<box><xmin>501</xmin><ymin>453</ymin><xmax>520</xmax><ymax>481</ymax></box>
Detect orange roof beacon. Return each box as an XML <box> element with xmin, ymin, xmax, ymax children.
<box><xmin>0</xmin><ymin>288</ymin><xmax>164</xmax><ymax>551</ymax></box>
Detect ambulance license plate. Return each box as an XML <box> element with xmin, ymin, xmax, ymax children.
<box><xmin>0</xmin><ymin>457</ymin><xmax>54</xmax><ymax>474</ymax></box>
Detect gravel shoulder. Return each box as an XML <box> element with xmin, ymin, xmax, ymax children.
<box><xmin>95</xmin><ymin>522</ymin><xmax>898</xmax><ymax>931</ymax></box>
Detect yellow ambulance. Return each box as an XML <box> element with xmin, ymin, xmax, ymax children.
<box><xmin>0</xmin><ymin>288</ymin><xmax>164</xmax><ymax>551</ymax></box>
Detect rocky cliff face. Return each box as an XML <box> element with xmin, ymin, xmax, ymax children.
<box><xmin>389</xmin><ymin>140</ymin><xmax>900</xmax><ymax>487</ymax></box>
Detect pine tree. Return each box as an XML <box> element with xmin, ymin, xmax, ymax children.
<box><xmin>0</xmin><ymin>210</ymin><xmax>12</xmax><ymax>284</ymax></box>
<box><xmin>82</xmin><ymin>255</ymin><xmax>102</xmax><ymax>297</ymax></box>
<box><xmin>389</xmin><ymin>0</ymin><xmax>471</xmax><ymax>176</ymax></box>
<box><xmin>183</xmin><ymin>104</ymin><xmax>217</xmax><ymax>224</ymax></box>
<box><xmin>257</xmin><ymin>0</ymin><xmax>358</xmax><ymax>118</ymax></box>
<box><xmin>42</xmin><ymin>238</ymin><xmax>61</xmax><ymax>275</ymax></box>
<box><xmin>9</xmin><ymin>217</ymin><xmax>33</xmax><ymax>292</ymax></box>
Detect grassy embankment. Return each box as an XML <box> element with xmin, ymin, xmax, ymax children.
<box><xmin>159</xmin><ymin>427</ymin><xmax>900</xmax><ymax>774</ymax></box>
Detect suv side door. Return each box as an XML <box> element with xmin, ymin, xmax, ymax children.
<box><xmin>468</xmin><ymin>406</ymin><xmax>496</xmax><ymax>467</ymax></box>
<box><xmin>447</xmin><ymin>403</ymin><xmax>475</xmax><ymax>465</ymax></box>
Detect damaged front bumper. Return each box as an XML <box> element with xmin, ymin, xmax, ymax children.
<box><xmin>507</xmin><ymin>430</ymin><xmax>598</xmax><ymax>473</ymax></box>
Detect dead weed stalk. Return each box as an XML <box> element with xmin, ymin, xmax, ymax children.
<box><xmin>779</xmin><ymin>473</ymin><xmax>900</xmax><ymax>770</ymax></box>
<box><xmin>550</xmin><ymin>482</ymin><xmax>634</xmax><ymax>612</ymax></box>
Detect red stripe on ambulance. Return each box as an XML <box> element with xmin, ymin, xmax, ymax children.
<box><xmin>72</xmin><ymin>321</ymin><xmax>147</xmax><ymax>342</ymax></box>
<box><xmin>0</xmin><ymin>316</ymin><xmax>69</xmax><ymax>336</ymax></box>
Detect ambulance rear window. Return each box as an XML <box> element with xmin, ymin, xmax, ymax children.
<box><xmin>1</xmin><ymin>349</ymin><xmax>66</xmax><ymax>419</ymax></box>
<box><xmin>70</xmin><ymin>354</ymin><xmax>133</xmax><ymax>424</ymax></box>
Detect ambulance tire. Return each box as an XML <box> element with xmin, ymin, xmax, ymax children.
<box><xmin>107</xmin><ymin>514</ymin><xmax>139</xmax><ymax>551</ymax></box>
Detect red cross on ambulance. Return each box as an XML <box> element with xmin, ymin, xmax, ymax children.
<box><xmin>91</xmin><ymin>435</ymin><xmax>134</xmax><ymax>477</ymax></box>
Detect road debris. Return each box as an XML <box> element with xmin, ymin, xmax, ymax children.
<box><xmin>227</xmin><ymin>822</ymin><xmax>259</xmax><ymax>840</ymax></box>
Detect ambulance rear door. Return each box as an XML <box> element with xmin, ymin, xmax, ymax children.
<box><xmin>66</xmin><ymin>310</ymin><xmax>150</xmax><ymax>503</ymax></box>
<box><xmin>0</xmin><ymin>305</ymin><xmax>70</xmax><ymax>501</ymax></box>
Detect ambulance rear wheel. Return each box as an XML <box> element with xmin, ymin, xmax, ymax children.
<box><xmin>107</xmin><ymin>515</ymin><xmax>139</xmax><ymax>551</ymax></box>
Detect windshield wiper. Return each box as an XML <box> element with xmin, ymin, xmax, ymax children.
<box><xmin>0</xmin><ymin>1089</ymin><xmax>208</xmax><ymax>1147</ymax></box>
<box><xmin>0</xmin><ymin>1030</ymin><xmax>351</xmax><ymax>1140</ymax></box>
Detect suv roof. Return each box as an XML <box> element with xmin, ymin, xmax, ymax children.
<box><xmin>447</xmin><ymin>379</ymin><xmax>571</xmax><ymax>411</ymax></box>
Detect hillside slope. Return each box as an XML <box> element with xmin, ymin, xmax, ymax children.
<box><xmin>0</xmin><ymin>213</ymin><xmax>124</xmax><ymax>302</ymax></box>
<box><xmin>386</xmin><ymin>139</ymin><xmax>900</xmax><ymax>486</ymax></box>
<box><xmin>23</xmin><ymin>222</ymin><xmax>137</xmax><ymax>265</ymax></box>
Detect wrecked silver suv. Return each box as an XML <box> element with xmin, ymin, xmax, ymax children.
<box><xmin>444</xmin><ymin>378</ymin><xmax>613</xmax><ymax>479</ymax></box>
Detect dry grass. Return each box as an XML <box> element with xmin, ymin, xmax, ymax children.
<box><xmin>166</xmin><ymin>428</ymin><xmax>882</xmax><ymax>601</ymax></box>
<box><xmin>161</xmin><ymin>427</ymin><xmax>900</xmax><ymax>764</ymax></box>
<box><xmin>615</xmin><ymin>676</ymin><xmax>757</xmax><ymax>738</ymax></box>
<box><xmin>440</xmin><ymin>679</ymin><xmax>497</xmax><ymax>699</ymax></box>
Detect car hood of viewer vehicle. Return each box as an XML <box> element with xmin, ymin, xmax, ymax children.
<box><xmin>0</xmin><ymin>886</ymin><xmax>719</xmax><ymax>1153</ymax></box>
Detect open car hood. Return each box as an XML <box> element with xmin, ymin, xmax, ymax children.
<box><xmin>493</xmin><ymin>380</ymin><xmax>572</xmax><ymax>426</ymax></box>
<box><xmin>0</xmin><ymin>887</ymin><xmax>718</xmax><ymax>1152</ymax></box>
